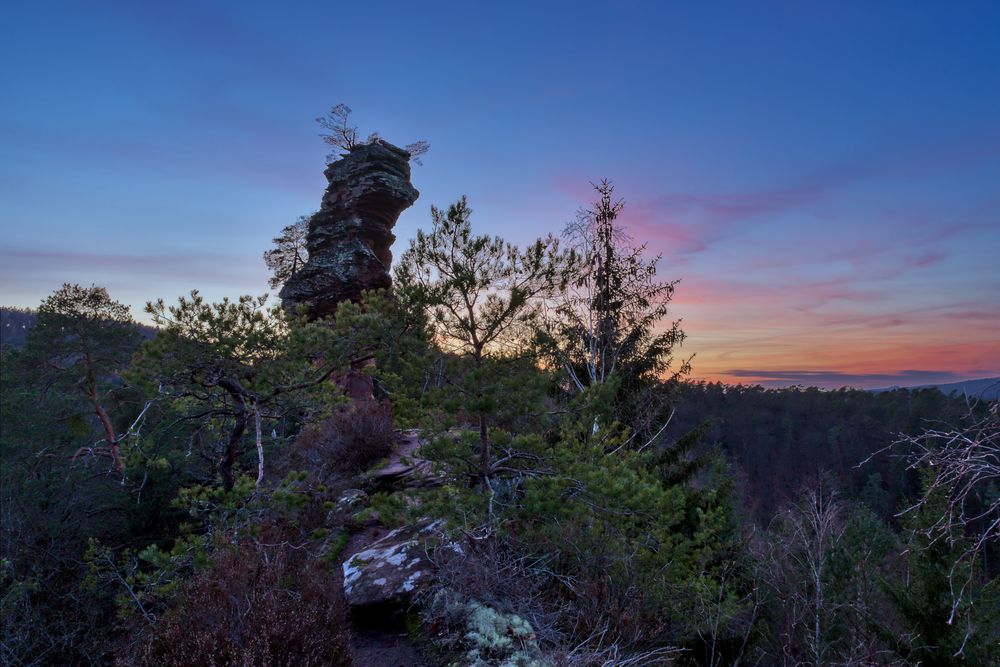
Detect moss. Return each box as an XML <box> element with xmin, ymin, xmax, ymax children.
<box><xmin>370</xmin><ymin>491</ymin><xmax>409</xmax><ymax>528</ymax></box>
<box><xmin>352</xmin><ymin>506</ymin><xmax>378</xmax><ymax>524</ymax></box>
<box><xmin>322</xmin><ymin>531</ymin><xmax>349</xmax><ymax>562</ymax></box>
<box><xmin>405</xmin><ymin>611</ymin><xmax>423</xmax><ymax>641</ymax></box>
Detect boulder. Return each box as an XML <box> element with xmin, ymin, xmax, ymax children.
<box><xmin>342</xmin><ymin>520</ymin><xmax>457</xmax><ymax>609</ymax></box>
<box><xmin>280</xmin><ymin>140</ymin><xmax>419</xmax><ymax>319</ymax></box>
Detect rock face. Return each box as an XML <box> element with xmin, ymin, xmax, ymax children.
<box><xmin>280</xmin><ymin>140</ymin><xmax>419</xmax><ymax>319</ymax></box>
<box><xmin>342</xmin><ymin>520</ymin><xmax>457</xmax><ymax>609</ymax></box>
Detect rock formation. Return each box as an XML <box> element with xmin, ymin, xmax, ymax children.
<box><xmin>280</xmin><ymin>140</ymin><xmax>419</xmax><ymax>319</ymax></box>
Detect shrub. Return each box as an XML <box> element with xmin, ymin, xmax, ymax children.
<box><xmin>286</xmin><ymin>401</ymin><xmax>395</xmax><ymax>480</ymax></box>
<box><xmin>125</xmin><ymin>540</ymin><xmax>350</xmax><ymax>666</ymax></box>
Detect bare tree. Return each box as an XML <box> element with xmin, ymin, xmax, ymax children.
<box><xmin>886</xmin><ymin>399</ymin><xmax>1000</xmax><ymax>619</ymax></box>
<box><xmin>316</xmin><ymin>103</ymin><xmax>361</xmax><ymax>156</ymax></box>
<box><xmin>263</xmin><ymin>214</ymin><xmax>311</xmax><ymax>289</ymax></box>
<box><xmin>762</xmin><ymin>480</ymin><xmax>846</xmax><ymax>666</ymax></box>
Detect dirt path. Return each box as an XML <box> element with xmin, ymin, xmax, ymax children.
<box><xmin>347</xmin><ymin>622</ymin><xmax>432</xmax><ymax>667</ymax></box>
<box><xmin>334</xmin><ymin>432</ymin><xmax>435</xmax><ymax>667</ymax></box>
<box><xmin>337</xmin><ymin>524</ymin><xmax>434</xmax><ymax>667</ymax></box>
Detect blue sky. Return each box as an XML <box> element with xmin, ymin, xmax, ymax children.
<box><xmin>2</xmin><ymin>1</ymin><xmax>998</xmax><ymax>386</ymax></box>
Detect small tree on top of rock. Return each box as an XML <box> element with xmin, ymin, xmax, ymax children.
<box><xmin>316</xmin><ymin>103</ymin><xmax>430</xmax><ymax>165</ymax></box>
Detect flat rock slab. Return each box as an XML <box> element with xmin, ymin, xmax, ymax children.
<box><xmin>367</xmin><ymin>430</ymin><xmax>442</xmax><ymax>491</ymax></box>
<box><xmin>342</xmin><ymin>519</ymin><xmax>454</xmax><ymax>609</ymax></box>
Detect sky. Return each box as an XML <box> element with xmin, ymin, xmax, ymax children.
<box><xmin>1</xmin><ymin>1</ymin><xmax>998</xmax><ymax>389</ymax></box>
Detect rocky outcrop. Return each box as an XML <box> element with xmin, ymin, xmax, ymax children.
<box><xmin>280</xmin><ymin>140</ymin><xmax>419</xmax><ymax>319</ymax></box>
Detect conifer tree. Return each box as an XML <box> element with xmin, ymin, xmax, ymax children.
<box><xmin>539</xmin><ymin>180</ymin><xmax>689</xmax><ymax>444</ymax></box>
<box><xmin>137</xmin><ymin>292</ymin><xmax>374</xmax><ymax>490</ymax></box>
<box><xmin>396</xmin><ymin>197</ymin><xmax>575</xmax><ymax>490</ymax></box>
<box><xmin>881</xmin><ymin>475</ymin><xmax>1000</xmax><ymax>665</ymax></box>
<box><xmin>22</xmin><ymin>283</ymin><xmax>143</xmax><ymax>471</ymax></box>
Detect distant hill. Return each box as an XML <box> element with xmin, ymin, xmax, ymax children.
<box><xmin>872</xmin><ymin>377</ymin><xmax>1000</xmax><ymax>401</ymax></box>
<box><xmin>1</xmin><ymin>307</ymin><xmax>157</xmax><ymax>348</ymax></box>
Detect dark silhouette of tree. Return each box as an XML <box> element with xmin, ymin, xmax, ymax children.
<box><xmin>540</xmin><ymin>179</ymin><xmax>689</xmax><ymax>444</ymax></box>
<box><xmin>316</xmin><ymin>103</ymin><xmax>430</xmax><ymax>164</ymax></box>
<box><xmin>263</xmin><ymin>213</ymin><xmax>311</xmax><ymax>289</ymax></box>
<box><xmin>21</xmin><ymin>284</ymin><xmax>142</xmax><ymax>471</ymax></box>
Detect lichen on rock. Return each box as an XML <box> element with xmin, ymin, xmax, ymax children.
<box><xmin>341</xmin><ymin>519</ymin><xmax>454</xmax><ymax>609</ymax></box>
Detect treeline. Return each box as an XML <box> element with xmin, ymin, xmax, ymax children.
<box><xmin>0</xmin><ymin>306</ymin><xmax>156</xmax><ymax>348</ymax></box>
<box><xmin>667</xmin><ymin>382</ymin><xmax>977</xmax><ymax>523</ymax></box>
<box><xmin>2</xmin><ymin>183</ymin><xmax>998</xmax><ymax>665</ymax></box>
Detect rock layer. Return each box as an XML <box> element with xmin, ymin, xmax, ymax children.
<box><xmin>280</xmin><ymin>140</ymin><xmax>419</xmax><ymax>319</ymax></box>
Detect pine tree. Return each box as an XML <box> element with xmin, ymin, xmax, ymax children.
<box><xmin>21</xmin><ymin>284</ymin><xmax>143</xmax><ymax>471</ymax></box>
<box><xmin>396</xmin><ymin>197</ymin><xmax>575</xmax><ymax>490</ymax></box>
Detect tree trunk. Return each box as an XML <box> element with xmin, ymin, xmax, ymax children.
<box><xmin>91</xmin><ymin>386</ymin><xmax>123</xmax><ymax>471</ymax></box>
<box><xmin>220</xmin><ymin>409</ymin><xmax>246</xmax><ymax>493</ymax></box>
<box><xmin>479</xmin><ymin>411</ymin><xmax>490</xmax><ymax>492</ymax></box>
<box><xmin>218</xmin><ymin>380</ymin><xmax>249</xmax><ymax>492</ymax></box>
<box><xmin>475</xmin><ymin>349</ymin><xmax>490</xmax><ymax>492</ymax></box>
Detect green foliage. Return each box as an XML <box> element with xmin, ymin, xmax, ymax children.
<box><xmin>339</xmin><ymin>289</ymin><xmax>437</xmax><ymax>427</ymax></box>
<box><xmin>398</xmin><ymin>198</ymin><xmax>574</xmax><ymax>363</ymax></box>
<box><xmin>19</xmin><ymin>283</ymin><xmax>144</xmax><ymax>469</ymax></box>
<box><xmin>133</xmin><ymin>290</ymin><xmax>370</xmax><ymax>489</ymax></box>
<box><xmin>415</xmin><ymin>386</ymin><xmax>748</xmax><ymax>657</ymax></box>
<box><xmin>369</xmin><ymin>491</ymin><xmax>410</xmax><ymax>528</ymax></box>
<box><xmin>397</xmin><ymin>197</ymin><xmax>576</xmax><ymax>488</ymax></box>
<box><xmin>515</xmin><ymin>419</ymin><xmax>744</xmax><ymax>642</ymax></box>
<box><xmin>880</xmin><ymin>475</ymin><xmax>1000</xmax><ymax>665</ymax></box>
<box><xmin>0</xmin><ymin>287</ymin><xmax>165</xmax><ymax>664</ymax></box>
<box><xmin>321</xmin><ymin>531</ymin><xmax>349</xmax><ymax>562</ymax></box>
<box><xmin>537</xmin><ymin>180</ymin><xmax>689</xmax><ymax>441</ymax></box>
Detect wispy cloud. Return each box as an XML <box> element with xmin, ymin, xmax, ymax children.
<box><xmin>623</xmin><ymin>183</ymin><xmax>828</xmax><ymax>256</ymax></box>
<box><xmin>721</xmin><ymin>368</ymin><xmax>983</xmax><ymax>389</ymax></box>
<box><xmin>0</xmin><ymin>248</ymin><xmax>268</xmax><ymax>285</ymax></box>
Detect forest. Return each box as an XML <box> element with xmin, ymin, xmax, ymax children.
<box><xmin>2</xmin><ymin>135</ymin><xmax>998</xmax><ymax>666</ymax></box>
